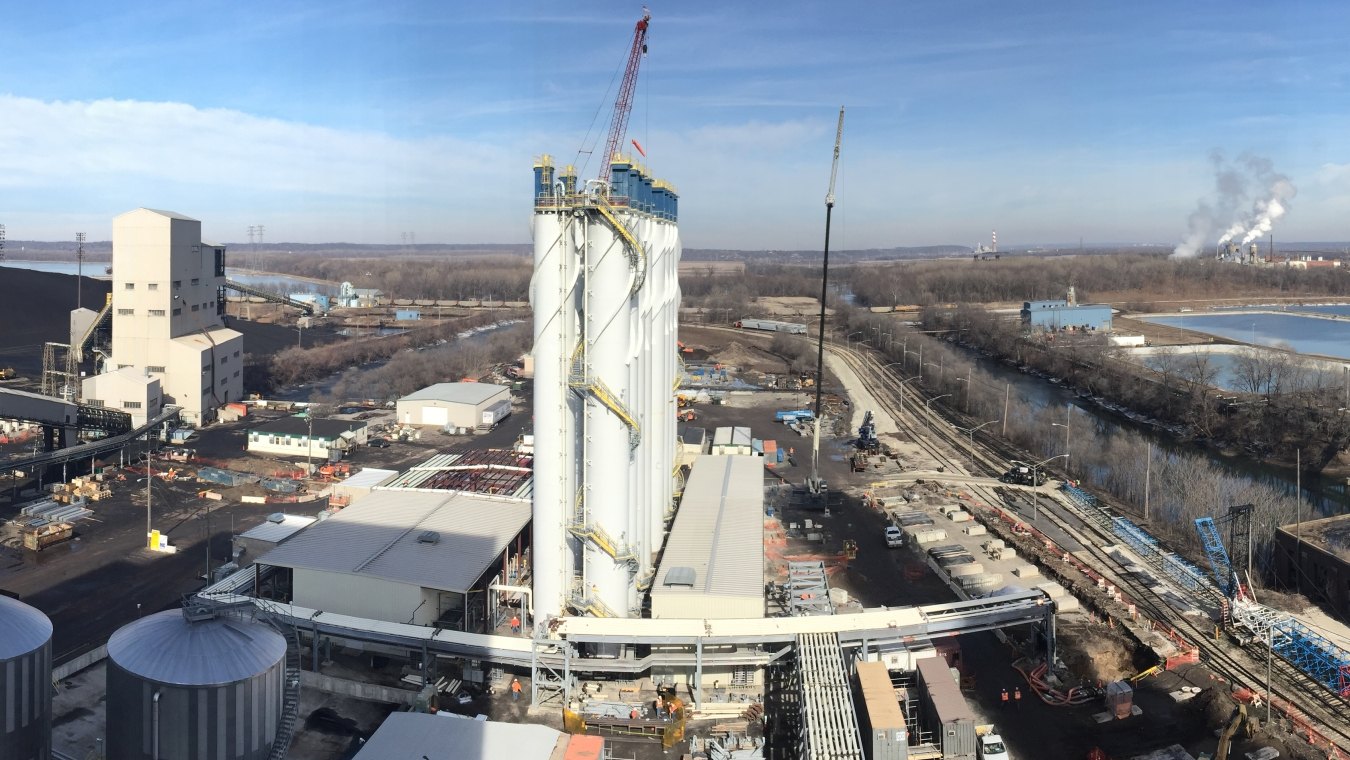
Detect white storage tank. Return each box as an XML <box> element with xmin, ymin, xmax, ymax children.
<box><xmin>105</xmin><ymin>607</ymin><xmax>288</xmax><ymax>760</ymax></box>
<box><xmin>0</xmin><ymin>595</ymin><xmax>53</xmax><ymax>760</ymax></box>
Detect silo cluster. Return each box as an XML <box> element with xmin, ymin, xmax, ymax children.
<box><xmin>532</xmin><ymin>153</ymin><xmax>682</xmax><ymax>618</ymax></box>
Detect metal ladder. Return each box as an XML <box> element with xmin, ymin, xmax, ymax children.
<box><xmin>568</xmin><ymin>340</ymin><xmax>641</xmax><ymax>449</ymax></box>
<box><xmin>266</xmin><ymin>619</ymin><xmax>303</xmax><ymax>760</ymax></box>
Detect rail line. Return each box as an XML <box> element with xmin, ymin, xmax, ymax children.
<box><xmin>826</xmin><ymin>340</ymin><xmax>1350</xmax><ymax>752</ymax></box>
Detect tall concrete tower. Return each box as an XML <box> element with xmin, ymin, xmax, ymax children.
<box><xmin>531</xmin><ymin>155</ymin><xmax>681</xmax><ymax>620</ymax></box>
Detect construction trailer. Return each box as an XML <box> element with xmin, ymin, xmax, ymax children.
<box><xmin>915</xmin><ymin>656</ymin><xmax>977</xmax><ymax>759</ymax></box>
<box><xmin>855</xmin><ymin>660</ymin><xmax>909</xmax><ymax>760</ymax></box>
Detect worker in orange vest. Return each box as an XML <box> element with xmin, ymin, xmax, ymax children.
<box><xmin>511</xmin><ymin>677</ymin><xmax>522</xmax><ymax>701</ymax></box>
<box><xmin>1013</xmin><ymin>687</ymin><xmax>1022</xmax><ymax>710</ymax></box>
<box><xmin>1000</xmin><ymin>688</ymin><xmax>1009</xmax><ymax>708</ymax></box>
<box><xmin>510</xmin><ymin>614</ymin><xmax>521</xmax><ymax>634</ymax></box>
<box><xmin>655</xmin><ymin>695</ymin><xmax>665</xmax><ymax>719</ymax></box>
<box><xmin>630</xmin><ymin>706</ymin><xmax>640</xmax><ymax>720</ymax></box>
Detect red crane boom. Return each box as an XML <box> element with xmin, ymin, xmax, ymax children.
<box><xmin>598</xmin><ymin>9</ymin><xmax>651</xmax><ymax>182</ymax></box>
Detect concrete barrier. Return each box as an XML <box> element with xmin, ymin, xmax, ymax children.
<box><xmin>301</xmin><ymin>670</ymin><xmax>416</xmax><ymax>705</ymax></box>
<box><xmin>54</xmin><ymin>644</ymin><xmax>107</xmax><ymax>680</ymax></box>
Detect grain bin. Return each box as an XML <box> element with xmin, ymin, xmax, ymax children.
<box><xmin>105</xmin><ymin>606</ymin><xmax>288</xmax><ymax>760</ymax></box>
<box><xmin>0</xmin><ymin>595</ymin><xmax>53</xmax><ymax>760</ymax></box>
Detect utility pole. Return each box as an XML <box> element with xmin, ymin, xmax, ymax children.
<box><xmin>965</xmin><ymin>367</ymin><xmax>972</xmax><ymax>413</ymax></box>
<box><xmin>1144</xmin><ymin>442</ymin><xmax>1152</xmax><ymax>521</ymax></box>
<box><xmin>1002</xmin><ymin>382</ymin><xmax>1010</xmax><ymax>437</ymax></box>
<box><xmin>808</xmin><ymin>106</ymin><xmax>845</xmax><ymax>497</ymax></box>
<box><xmin>1295</xmin><ymin>448</ymin><xmax>1301</xmax><ymax>593</ymax></box>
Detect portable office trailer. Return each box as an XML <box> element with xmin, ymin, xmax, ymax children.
<box><xmin>915</xmin><ymin>657</ymin><xmax>977</xmax><ymax>759</ymax></box>
<box><xmin>854</xmin><ymin>661</ymin><xmax>909</xmax><ymax>760</ymax></box>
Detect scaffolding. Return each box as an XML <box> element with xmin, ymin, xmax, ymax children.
<box><xmin>794</xmin><ymin>633</ymin><xmax>864</xmax><ymax>760</ymax></box>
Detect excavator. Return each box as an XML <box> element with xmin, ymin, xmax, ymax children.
<box><xmin>1210</xmin><ymin>703</ymin><xmax>1252</xmax><ymax>760</ymax></box>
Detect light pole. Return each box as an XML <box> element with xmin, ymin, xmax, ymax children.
<box><xmin>847</xmin><ymin>331</ymin><xmax>863</xmax><ymax>352</ymax></box>
<box><xmin>1029</xmin><ymin>453</ymin><xmax>1070</xmax><ymax>520</ymax></box>
<box><xmin>1051</xmin><ymin>404</ymin><xmax>1072</xmax><ymax>458</ymax></box>
<box><xmin>954</xmin><ymin>376</ymin><xmax>971</xmax><ymax>413</ymax></box>
<box><xmin>955</xmin><ymin>420</ymin><xmax>998</xmax><ymax>467</ymax></box>
<box><xmin>897</xmin><ymin>374</ymin><xmax>922</xmax><ymax>419</ymax></box>
<box><xmin>924</xmin><ymin>394</ymin><xmax>951</xmax><ymax>430</ymax></box>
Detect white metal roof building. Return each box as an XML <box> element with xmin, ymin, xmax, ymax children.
<box><xmin>257</xmin><ymin>489</ymin><xmax>531</xmax><ymax>631</ymax></box>
<box><xmin>396</xmin><ymin>382</ymin><xmax>510</xmax><ymax>429</ymax></box>
<box><xmin>651</xmin><ymin>455</ymin><xmax>765</xmax><ymax>620</ymax></box>
<box><xmin>353</xmin><ymin>712</ymin><xmax>572</xmax><ymax>760</ymax></box>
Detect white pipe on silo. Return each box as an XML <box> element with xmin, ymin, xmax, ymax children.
<box><xmin>530</xmin><ymin>209</ymin><xmax>577</xmax><ymax>620</ymax></box>
<box><xmin>584</xmin><ymin>213</ymin><xmax>635</xmax><ymax>615</ymax></box>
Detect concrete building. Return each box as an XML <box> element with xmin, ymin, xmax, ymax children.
<box><xmin>80</xmin><ymin>366</ymin><xmax>161</xmax><ymax>427</ymax></box>
<box><xmin>710</xmin><ymin>426</ymin><xmax>754</xmax><ymax>456</ymax></box>
<box><xmin>257</xmin><ymin>489</ymin><xmax>531</xmax><ymax>632</ymax></box>
<box><xmin>651</xmin><ymin>456</ymin><xmax>764</xmax><ymax>620</ymax></box>
<box><xmin>1020</xmin><ymin>300</ymin><xmax>1112</xmax><ymax>332</ymax></box>
<box><xmin>397</xmin><ymin>382</ymin><xmax>510</xmax><ymax>429</ymax></box>
<box><xmin>1273</xmin><ymin>515</ymin><xmax>1350</xmax><ymax>622</ymax></box>
<box><xmin>96</xmin><ymin>208</ymin><xmax>243</xmax><ymax>425</ymax></box>
<box><xmin>245</xmin><ymin>416</ymin><xmax>367</xmax><ymax>460</ymax></box>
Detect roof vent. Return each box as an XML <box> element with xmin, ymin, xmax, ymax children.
<box><xmin>663</xmin><ymin>567</ymin><xmax>696</xmax><ymax>587</ymax></box>
<box><xmin>267</xmin><ymin>512</ymin><xmax>286</xmax><ymax>524</ymax></box>
<box><xmin>417</xmin><ymin>531</ymin><xmax>440</xmax><ymax>545</ymax></box>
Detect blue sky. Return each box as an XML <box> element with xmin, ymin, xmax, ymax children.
<box><xmin>1</xmin><ymin>0</ymin><xmax>1347</xmax><ymax>248</ymax></box>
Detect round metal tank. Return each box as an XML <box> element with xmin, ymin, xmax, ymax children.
<box><xmin>105</xmin><ymin>609</ymin><xmax>287</xmax><ymax>760</ymax></box>
<box><xmin>0</xmin><ymin>595</ymin><xmax>53</xmax><ymax>760</ymax></box>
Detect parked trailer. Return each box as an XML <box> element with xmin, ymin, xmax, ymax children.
<box><xmin>774</xmin><ymin>409</ymin><xmax>815</xmax><ymax>422</ymax></box>
<box><xmin>735</xmin><ymin>318</ymin><xmax>808</xmax><ymax>334</ymax></box>
<box><xmin>916</xmin><ymin>657</ymin><xmax>978</xmax><ymax>759</ymax></box>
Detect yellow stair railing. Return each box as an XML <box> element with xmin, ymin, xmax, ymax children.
<box><xmin>592</xmin><ymin>195</ymin><xmax>647</xmax><ymax>296</ymax></box>
<box><xmin>567</xmin><ymin>521</ymin><xmax>636</xmax><ymax>565</ymax></box>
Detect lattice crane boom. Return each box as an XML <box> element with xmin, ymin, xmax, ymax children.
<box><xmin>598</xmin><ymin>8</ymin><xmax>651</xmax><ymax>181</ymax></box>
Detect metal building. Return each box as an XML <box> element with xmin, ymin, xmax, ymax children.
<box><xmin>105</xmin><ymin>607</ymin><xmax>288</xmax><ymax>760</ymax></box>
<box><xmin>1019</xmin><ymin>300</ymin><xmax>1112</xmax><ymax>332</ymax></box>
<box><xmin>396</xmin><ymin>382</ymin><xmax>511</xmax><ymax>429</ymax></box>
<box><xmin>531</xmin><ymin>154</ymin><xmax>681</xmax><ymax>619</ymax></box>
<box><xmin>0</xmin><ymin>595</ymin><xmax>52</xmax><ymax>760</ymax></box>
<box><xmin>650</xmin><ymin>455</ymin><xmax>764</xmax><ymax>619</ymax></box>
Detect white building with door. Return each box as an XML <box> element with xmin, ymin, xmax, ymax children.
<box><xmin>396</xmin><ymin>382</ymin><xmax>510</xmax><ymax>429</ymax></box>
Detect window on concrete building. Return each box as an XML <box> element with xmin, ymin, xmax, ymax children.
<box><xmin>220</xmin><ymin>356</ymin><xmax>228</xmax><ymax>364</ymax></box>
<box><xmin>191</xmin><ymin>304</ymin><xmax>200</xmax><ymax>312</ymax></box>
<box><xmin>147</xmin><ymin>365</ymin><xmax>165</xmax><ymax>373</ymax></box>
<box><xmin>233</xmin><ymin>350</ymin><xmax>241</xmax><ymax>357</ymax></box>
<box><xmin>117</xmin><ymin>308</ymin><xmax>134</xmax><ymax>315</ymax></box>
<box><xmin>149</xmin><ymin>309</ymin><xmax>165</xmax><ymax>317</ymax></box>
<box><xmin>86</xmin><ymin>399</ymin><xmax>104</xmax><ymax>407</ymax></box>
<box><xmin>220</xmin><ymin>378</ymin><xmax>227</xmax><ymax>385</ymax></box>
<box><xmin>233</xmin><ymin>370</ymin><xmax>240</xmax><ymax>377</ymax></box>
<box><xmin>191</xmin><ymin>278</ymin><xmax>200</xmax><ymax>286</ymax></box>
<box><xmin>124</xmin><ymin>282</ymin><xmax>135</xmax><ymax>290</ymax></box>
<box><xmin>123</xmin><ymin>401</ymin><xmax>142</xmax><ymax>409</ymax></box>
<box><xmin>214</xmin><ymin>249</ymin><xmax>226</xmax><ymax>277</ymax></box>
<box><xmin>173</xmin><ymin>280</ymin><xmax>181</xmax><ymax>289</ymax></box>
<box><xmin>148</xmin><ymin>283</ymin><xmax>159</xmax><ymax>291</ymax></box>
<box><xmin>172</xmin><ymin>308</ymin><xmax>182</xmax><ymax>316</ymax></box>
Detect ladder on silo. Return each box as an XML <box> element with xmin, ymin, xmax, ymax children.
<box><xmin>591</xmin><ymin>195</ymin><xmax>647</xmax><ymax>296</ymax></box>
<box><xmin>568</xmin><ymin>340</ymin><xmax>641</xmax><ymax>449</ymax></box>
<box><xmin>266</xmin><ymin>623</ymin><xmax>303</xmax><ymax>760</ymax></box>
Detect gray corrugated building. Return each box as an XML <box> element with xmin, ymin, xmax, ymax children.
<box><xmin>651</xmin><ymin>455</ymin><xmax>765</xmax><ymax>620</ymax></box>
<box><xmin>353</xmin><ymin>712</ymin><xmax>574</xmax><ymax>760</ymax></box>
<box><xmin>396</xmin><ymin>382</ymin><xmax>511</xmax><ymax>428</ymax></box>
<box><xmin>257</xmin><ymin>490</ymin><xmax>530</xmax><ymax>632</ymax></box>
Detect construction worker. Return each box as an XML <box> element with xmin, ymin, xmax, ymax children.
<box><xmin>1001</xmin><ymin>687</ymin><xmax>1009</xmax><ymax>708</ymax></box>
<box><xmin>511</xmin><ymin>677</ymin><xmax>522</xmax><ymax>701</ymax></box>
<box><xmin>655</xmin><ymin>695</ymin><xmax>665</xmax><ymax>719</ymax></box>
<box><xmin>1013</xmin><ymin>687</ymin><xmax>1022</xmax><ymax>710</ymax></box>
<box><xmin>630</xmin><ymin>706</ymin><xmax>640</xmax><ymax>720</ymax></box>
<box><xmin>510</xmin><ymin>614</ymin><xmax>521</xmax><ymax>634</ymax></box>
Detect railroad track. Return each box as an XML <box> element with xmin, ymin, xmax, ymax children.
<box><xmin>826</xmin><ymin>340</ymin><xmax>1350</xmax><ymax>751</ymax></box>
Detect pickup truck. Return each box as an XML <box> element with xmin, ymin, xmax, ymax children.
<box><xmin>977</xmin><ymin>726</ymin><xmax>1010</xmax><ymax>760</ymax></box>
<box><xmin>884</xmin><ymin>526</ymin><xmax>903</xmax><ymax>548</ymax></box>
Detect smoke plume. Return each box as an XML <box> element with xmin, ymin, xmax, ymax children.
<box><xmin>1170</xmin><ymin>153</ymin><xmax>1296</xmax><ymax>259</ymax></box>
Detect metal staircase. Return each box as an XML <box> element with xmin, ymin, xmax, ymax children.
<box><xmin>567</xmin><ymin>521</ymin><xmax>637</xmax><ymax>567</ymax></box>
<box><xmin>592</xmin><ymin>195</ymin><xmax>646</xmax><ymax>296</ymax></box>
<box><xmin>267</xmin><ymin>624</ymin><xmax>303</xmax><ymax>760</ymax></box>
<box><xmin>568</xmin><ymin>340</ymin><xmax>640</xmax><ymax>449</ymax></box>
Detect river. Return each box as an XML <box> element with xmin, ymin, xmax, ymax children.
<box><xmin>954</xmin><ymin>343</ymin><xmax>1350</xmax><ymax>517</ymax></box>
<box><xmin>2</xmin><ymin>260</ymin><xmax>336</xmax><ymax>294</ymax></box>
